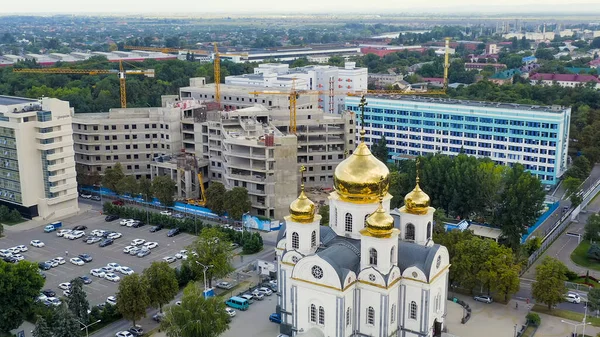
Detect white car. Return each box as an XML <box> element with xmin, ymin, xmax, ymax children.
<box><xmin>90</xmin><ymin>269</ymin><xmax>106</xmax><ymax>278</ymax></box>
<box><xmin>120</xmin><ymin>219</ymin><xmax>134</xmax><ymax>226</ymax></box>
<box><xmin>106</xmin><ymin>296</ymin><xmax>117</xmax><ymax>306</ymax></box>
<box><xmin>48</xmin><ymin>297</ymin><xmax>61</xmax><ymax>307</ymax></box>
<box><xmin>143</xmin><ymin>242</ymin><xmax>158</xmax><ymax>249</ymax></box>
<box><xmin>63</xmin><ymin>289</ymin><xmax>72</xmax><ymax>297</ymax></box>
<box><xmin>53</xmin><ymin>257</ymin><xmax>66</xmax><ymax>265</ymax></box>
<box><xmin>91</xmin><ymin>229</ymin><xmax>106</xmax><ymax>237</ymax></box>
<box><xmin>46</xmin><ymin>260</ymin><xmax>58</xmax><ymax>268</ymax></box>
<box><xmin>58</xmin><ymin>282</ymin><xmax>71</xmax><ymax>290</ymax></box>
<box><xmin>101</xmin><ymin>266</ymin><xmax>115</xmax><ymax>273</ymax></box>
<box><xmin>115</xmin><ymin>331</ymin><xmax>133</xmax><ymax>337</ymax></box>
<box><xmin>38</xmin><ymin>293</ymin><xmax>48</xmax><ymax>302</ymax></box>
<box><xmin>258</xmin><ymin>287</ymin><xmax>273</xmax><ymax>296</ymax></box>
<box><xmin>80</xmin><ymin>193</ymin><xmax>92</xmax><ymax>199</ymax></box>
<box><xmin>118</xmin><ymin>266</ymin><xmax>134</xmax><ymax>275</ymax></box>
<box><xmin>56</xmin><ymin>229</ymin><xmax>72</xmax><ymax>237</ymax></box>
<box><xmin>175</xmin><ymin>250</ymin><xmax>188</xmax><ymax>259</ymax></box>
<box><xmin>69</xmin><ymin>230</ymin><xmax>85</xmax><ymax>239</ymax></box>
<box><xmin>70</xmin><ymin>257</ymin><xmax>85</xmax><ymax>266</ymax></box>
<box><xmin>107</xmin><ymin>262</ymin><xmax>121</xmax><ymax>269</ymax></box>
<box><xmin>0</xmin><ymin>249</ymin><xmax>12</xmax><ymax>257</ymax></box>
<box><xmin>105</xmin><ymin>273</ymin><xmax>121</xmax><ymax>282</ymax></box>
<box><xmin>15</xmin><ymin>245</ymin><xmax>28</xmax><ymax>252</ymax></box>
<box><xmin>7</xmin><ymin>247</ymin><xmax>21</xmax><ymax>255</ymax></box>
<box><xmin>123</xmin><ymin>246</ymin><xmax>135</xmax><ymax>253</ymax></box>
<box><xmin>160</xmin><ymin>210</ymin><xmax>172</xmax><ymax>216</ymax></box>
<box><xmin>30</xmin><ymin>240</ymin><xmax>45</xmax><ymax>247</ymax></box>
<box><xmin>163</xmin><ymin>256</ymin><xmax>176</xmax><ymax>264</ymax></box>
<box><xmin>225</xmin><ymin>307</ymin><xmax>236</xmax><ymax>317</ymax></box>
<box><xmin>131</xmin><ymin>239</ymin><xmax>146</xmax><ymax>246</ymax></box>
<box><xmin>108</xmin><ymin>232</ymin><xmax>122</xmax><ymax>240</ymax></box>
<box><xmin>12</xmin><ymin>254</ymin><xmax>24</xmax><ymax>261</ymax></box>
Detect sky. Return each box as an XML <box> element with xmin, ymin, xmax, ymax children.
<box><xmin>2</xmin><ymin>0</ymin><xmax>599</xmax><ymax>14</ymax></box>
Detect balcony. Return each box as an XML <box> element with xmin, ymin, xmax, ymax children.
<box><xmin>227</xmin><ymin>172</ymin><xmax>267</xmax><ymax>183</ymax></box>
<box><xmin>48</xmin><ymin>171</ymin><xmax>77</xmax><ymax>183</ymax></box>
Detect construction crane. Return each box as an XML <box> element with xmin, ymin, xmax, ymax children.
<box><xmin>13</xmin><ymin>60</ymin><xmax>155</xmax><ymax>108</ymax></box>
<box><xmin>187</xmin><ymin>172</ymin><xmax>207</xmax><ymax>207</ymax></box>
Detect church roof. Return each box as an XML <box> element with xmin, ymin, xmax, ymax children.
<box><xmin>316</xmin><ymin>239</ymin><xmax>361</xmax><ymax>284</ymax></box>
<box><xmin>397</xmin><ymin>241</ymin><xmax>441</xmax><ymax>278</ymax></box>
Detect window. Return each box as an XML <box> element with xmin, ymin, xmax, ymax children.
<box><xmin>318</xmin><ymin>306</ymin><xmax>325</xmax><ymax>325</ymax></box>
<box><xmin>366</xmin><ymin>307</ymin><xmax>375</xmax><ymax>325</ymax></box>
<box><xmin>312</xmin><ymin>266</ymin><xmax>323</xmax><ymax>279</ymax></box>
<box><xmin>390</xmin><ymin>246</ymin><xmax>396</xmax><ymax>264</ymax></box>
<box><xmin>311</xmin><ymin>231</ymin><xmax>316</xmax><ymax>248</ymax></box>
<box><xmin>346</xmin><ymin>308</ymin><xmax>351</xmax><ymax>326</ymax></box>
<box><xmin>310</xmin><ymin>304</ymin><xmax>317</xmax><ymax>323</ymax></box>
<box><xmin>345</xmin><ymin>213</ymin><xmax>353</xmax><ymax>232</ymax></box>
<box><xmin>292</xmin><ymin>232</ymin><xmax>299</xmax><ymax>249</ymax></box>
<box><xmin>427</xmin><ymin>222</ymin><xmax>432</xmax><ymax>240</ymax></box>
<box><xmin>405</xmin><ymin>223</ymin><xmax>415</xmax><ymax>241</ymax></box>
<box><xmin>369</xmin><ymin>248</ymin><xmax>377</xmax><ymax>266</ymax></box>
<box><xmin>436</xmin><ymin>255</ymin><xmax>442</xmax><ymax>268</ymax></box>
<box><xmin>391</xmin><ymin>304</ymin><xmax>396</xmax><ymax>323</ymax></box>
<box><xmin>410</xmin><ymin>301</ymin><xmax>417</xmax><ymax>319</ymax></box>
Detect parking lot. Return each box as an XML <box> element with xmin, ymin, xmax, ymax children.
<box><xmin>0</xmin><ymin>210</ymin><xmax>197</xmax><ymax>307</ymax></box>
<box><xmin>221</xmin><ymin>292</ymin><xmax>279</xmax><ymax>337</ymax></box>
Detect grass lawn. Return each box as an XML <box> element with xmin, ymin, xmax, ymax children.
<box><xmin>571</xmin><ymin>241</ymin><xmax>600</xmax><ymax>272</ymax></box>
<box><xmin>532</xmin><ymin>304</ymin><xmax>600</xmax><ymax>327</ymax></box>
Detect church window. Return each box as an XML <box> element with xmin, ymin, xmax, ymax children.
<box><xmin>369</xmin><ymin>248</ymin><xmax>377</xmax><ymax>266</ymax></box>
<box><xmin>318</xmin><ymin>306</ymin><xmax>325</xmax><ymax>325</ymax></box>
<box><xmin>436</xmin><ymin>255</ymin><xmax>441</xmax><ymax>269</ymax></box>
<box><xmin>410</xmin><ymin>301</ymin><xmax>417</xmax><ymax>320</ymax></box>
<box><xmin>312</xmin><ymin>265</ymin><xmax>323</xmax><ymax>279</ymax></box>
<box><xmin>390</xmin><ymin>246</ymin><xmax>397</xmax><ymax>264</ymax></box>
<box><xmin>366</xmin><ymin>306</ymin><xmax>375</xmax><ymax>325</ymax></box>
<box><xmin>310</xmin><ymin>304</ymin><xmax>317</xmax><ymax>323</ymax></box>
<box><xmin>405</xmin><ymin>223</ymin><xmax>415</xmax><ymax>241</ymax></box>
<box><xmin>311</xmin><ymin>231</ymin><xmax>317</xmax><ymax>248</ymax></box>
<box><xmin>391</xmin><ymin>304</ymin><xmax>396</xmax><ymax>323</ymax></box>
<box><xmin>346</xmin><ymin>308</ymin><xmax>351</xmax><ymax>326</ymax></box>
<box><xmin>345</xmin><ymin>213</ymin><xmax>353</xmax><ymax>232</ymax></box>
<box><xmin>292</xmin><ymin>256</ymin><xmax>299</xmax><ymax>264</ymax></box>
<box><xmin>427</xmin><ymin>221</ymin><xmax>432</xmax><ymax>239</ymax></box>
<box><xmin>369</xmin><ymin>274</ymin><xmax>376</xmax><ymax>282</ymax></box>
<box><xmin>292</xmin><ymin>232</ymin><xmax>299</xmax><ymax>249</ymax></box>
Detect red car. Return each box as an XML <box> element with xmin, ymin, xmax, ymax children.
<box><xmin>112</xmin><ymin>200</ymin><xmax>124</xmax><ymax>206</ymax></box>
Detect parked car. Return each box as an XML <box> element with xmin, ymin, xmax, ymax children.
<box><xmin>86</xmin><ymin>236</ymin><xmax>102</xmax><ymax>244</ymax></box>
<box><xmin>108</xmin><ymin>232</ymin><xmax>122</xmax><ymax>240</ymax></box>
<box><xmin>116</xmin><ymin>331</ymin><xmax>133</xmax><ymax>337</ymax></box>
<box><xmin>106</xmin><ymin>296</ymin><xmax>117</xmax><ymax>306</ymax></box>
<box><xmin>144</xmin><ymin>242</ymin><xmax>159</xmax><ymax>249</ymax></box>
<box><xmin>129</xmin><ymin>247</ymin><xmax>142</xmax><ymax>256</ymax></box>
<box><xmin>160</xmin><ymin>210</ymin><xmax>172</xmax><ymax>216</ymax></box>
<box><xmin>72</xmin><ymin>225</ymin><xmax>87</xmax><ymax>231</ymax></box>
<box><xmin>216</xmin><ymin>281</ymin><xmax>234</xmax><ymax>290</ymax></box>
<box><xmin>131</xmin><ymin>221</ymin><xmax>145</xmax><ymax>228</ymax></box>
<box><xmin>91</xmin><ymin>195</ymin><xmax>101</xmax><ymax>201</ymax></box>
<box><xmin>120</xmin><ymin>219</ymin><xmax>134</xmax><ymax>226</ymax></box>
<box><xmin>78</xmin><ymin>254</ymin><xmax>93</xmax><ymax>263</ymax></box>
<box><xmin>69</xmin><ymin>257</ymin><xmax>85</xmax><ymax>266</ymax></box>
<box><xmin>105</xmin><ymin>215</ymin><xmax>119</xmax><ymax>222</ymax></box>
<box><xmin>42</xmin><ymin>289</ymin><xmax>56</xmax><ymax>297</ymax></box>
<box><xmin>105</xmin><ymin>273</ymin><xmax>121</xmax><ymax>282</ymax></box>
<box><xmin>123</xmin><ymin>246</ymin><xmax>135</xmax><ymax>254</ymax></box>
<box><xmin>118</xmin><ymin>266</ymin><xmax>134</xmax><ymax>275</ymax></box>
<box><xmin>172</xmin><ymin>213</ymin><xmax>185</xmax><ymax>219</ymax></box>
<box><xmin>473</xmin><ymin>295</ymin><xmax>493</xmax><ymax>304</ymax></box>
<box><xmin>225</xmin><ymin>308</ymin><xmax>236</xmax><ymax>317</ymax></box>
<box><xmin>163</xmin><ymin>256</ymin><xmax>176</xmax><ymax>263</ymax></box>
<box><xmin>90</xmin><ymin>269</ymin><xmax>106</xmax><ymax>278</ymax></box>
<box><xmin>152</xmin><ymin>313</ymin><xmax>164</xmax><ymax>322</ymax></box>
<box><xmin>79</xmin><ymin>276</ymin><xmax>92</xmax><ymax>284</ymax></box>
<box><xmin>269</xmin><ymin>313</ymin><xmax>282</xmax><ymax>324</ymax></box>
<box><xmin>137</xmin><ymin>249</ymin><xmax>151</xmax><ymax>258</ymax></box>
<box><xmin>112</xmin><ymin>200</ymin><xmax>124</xmax><ymax>206</ymax></box>
<box><xmin>566</xmin><ymin>293</ymin><xmax>581</xmax><ymax>304</ymax></box>
<box><xmin>149</xmin><ymin>224</ymin><xmax>163</xmax><ymax>232</ymax></box>
<box><xmin>3</xmin><ymin>256</ymin><xmax>17</xmax><ymax>263</ymax></box>
<box><xmin>251</xmin><ymin>290</ymin><xmax>264</xmax><ymax>301</ymax></box>
<box><xmin>58</xmin><ymin>282</ymin><xmax>71</xmax><ymax>290</ymax></box>
<box><xmin>80</xmin><ymin>193</ymin><xmax>92</xmax><ymax>199</ymax></box>
<box><xmin>99</xmin><ymin>238</ymin><xmax>114</xmax><ymax>247</ymax></box>
<box><xmin>53</xmin><ymin>257</ymin><xmax>66</xmax><ymax>265</ymax></box>
<box><xmin>128</xmin><ymin>325</ymin><xmax>144</xmax><ymax>336</ymax></box>
<box><xmin>38</xmin><ymin>262</ymin><xmax>51</xmax><ymax>270</ymax></box>
<box><xmin>258</xmin><ymin>287</ymin><xmax>273</xmax><ymax>296</ymax></box>
<box><xmin>131</xmin><ymin>239</ymin><xmax>146</xmax><ymax>246</ymax></box>
<box><xmin>167</xmin><ymin>228</ymin><xmax>181</xmax><ymax>237</ymax></box>
<box><xmin>30</xmin><ymin>240</ymin><xmax>45</xmax><ymax>247</ymax></box>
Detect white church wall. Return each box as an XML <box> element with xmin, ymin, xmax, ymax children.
<box><xmin>358</xmin><ymin>287</ymin><xmax>383</xmax><ymax>337</ymax></box>
<box><xmin>329</xmin><ymin>192</ymin><xmax>391</xmax><ymax>238</ymax></box>
<box><xmin>400</xmin><ymin>280</ymin><xmax>425</xmax><ymax>334</ymax></box>
<box><xmin>294</xmin><ymin>283</ymin><xmax>341</xmax><ymax>337</ymax></box>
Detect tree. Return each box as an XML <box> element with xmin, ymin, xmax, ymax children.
<box><xmin>102</xmin><ymin>163</ymin><xmax>125</xmax><ymax>194</ymax></box>
<box><xmin>143</xmin><ymin>261</ymin><xmax>179</xmax><ymax>313</ymax></box>
<box><xmin>371</xmin><ymin>136</ymin><xmax>388</xmax><ymax>163</ymax></box>
<box><xmin>496</xmin><ymin>164</ymin><xmax>545</xmax><ymax>250</ymax></box>
<box><xmin>186</xmin><ymin>227</ymin><xmax>234</xmax><ymax>288</ymax></box>
<box><xmin>8</xmin><ymin>209</ymin><xmax>21</xmax><ymax>222</ymax></box>
<box><xmin>523</xmin><ymin>236</ymin><xmax>542</xmax><ymax>256</ymax></box>
<box><xmin>587</xmin><ymin>288</ymin><xmax>600</xmax><ymax>317</ymax></box>
<box><xmin>0</xmin><ymin>260</ymin><xmax>45</xmax><ymax>332</ymax></box>
<box><xmin>120</xmin><ymin>176</ymin><xmax>139</xmax><ymax>197</ymax></box>
<box><xmin>160</xmin><ymin>282</ymin><xmax>230</xmax><ymax>337</ymax></box>
<box><xmin>588</xmin><ymin>244</ymin><xmax>600</xmax><ymax>261</ymax></box>
<box><xmin>318</xmin><ymin>205</ymin><xmax>329</xmax><ymax>226</ymax></box>
<box><xmin>0</xmin><ymin>223</ymin><xmax>3</xmax><ymax>237</ymax></box>
<box><xmin>585</xmin><ymin>214</ymin><xmax>600</xmax><ymax>241</ymax></box>
<box><xmin>535</xmin><ymin>49</ymin><xmax>555</xmax><ymax>60</ymax></box>
<box><xmin>564</xmin><ymin>177</ymin><xmax>582</xmax><ymax>198</ymax></box>
<box><xmin>205</xmin><ymin>182</ymin><xmax>227</xmax><ymax>216</ymax></box>
<box><xmin>152</xmin><ymin>176</ymin><xmax>177</xmax><ymax>207</ymax></box>
<box><xmin>53</xmin><ymin>304</ymin><xmax>81</xmax><ymax>337</ymax></box>
<box><xmin>67</xmin><ymin>278</ymin><xmax>89</xmax><ymax>323</ymax></box>
<box><xmin>532</xmin><ymin>257</ymin><xmax>568</xmax><ymax>310</ymax></box>
<box><xmin>591</xmin><ymin>37</ymin><xmax>600</xmax><ymax>49</ymax></box>
<box><xmin>116</xmin><ymin>274</ymin><xmax>150</xmax><ymax>327</ymax></box>
<box><xmin>32</xmin><ymin>316</ymin><xmax>53</xmax><ymax>337</ymax></box>
<box><xmin>224</xmin><ymin>187</ymin><xmax>252</xmax><ymax>220</ymax></box>
<box><xmin>138</xmin><ymin>176</ymin><xmax>153</xmax><ymax>202</ymax></box>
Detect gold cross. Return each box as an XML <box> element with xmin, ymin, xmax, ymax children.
<box><xmin>358</xmin><ymin>95</ymin><xmax>368</xmax><ymax>137</ymax></box>
<box><xmin>299</xmin><ymin>165</ymin><xmax>306</xmax><ymax>187</ymax></box>
<box><xmin>378</xmin><ymin>175</ymin><xmax>386</xmax><ymax>201</ymax></box>
<box><xmin>416</xmin><ymin>157</ymin><xmax>421</xmax><ymax>184</ymax></box>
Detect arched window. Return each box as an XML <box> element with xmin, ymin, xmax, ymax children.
<box><xmin>292</xmin><ymin>232</ymin><xmax>299</xmax><ymax>249</ymax></box>
<box><xmin>366</xmin><ymin>306</ymin><xmax>375</xmax><ymax>325</ymax></box>
<box><xmin>364</xmin><ymin>214</ymin><xmax>369</xmax><ymax>228</ymax></box>
<box><xmin>311</xmin><ymin>231</ymin><xmax>317</xmax><ymax>248</ymax></box>
<box><xmin>390</xmin><ymin>246</ymin><xmax>396</xmax><ymax>264</ymax></box>
<box><xmin>318</xmin><ymin>306</ymin><xmax>325</xmax><ymax>325</ymax></box>
<box><xmin>390</xmin><ymin>304</ymin><xmax>396</xmax><ymax>323</ymax></box>
<box><xmin>346</xmin><ymin>308</ymin><xmax>351</xmax><ymax>326</ymax></box>
<box><xmin>405</xmin><ymin>223</ymin><xmax>415</xmax><ymax>241</ymax></box>
<box><xmin>410</xmin><ymin>301</ymin><xmax>417</xmax><ymax>320</ymax></box>
<box><xmin>427</xmin><ymin>221</ymin><xmax>432</xmax><ymax>239</ymax></box>
<box><xmin>310</xmin><ymin>304</ymin><xmax>317</xmax><ymax>323</ymax></box>
<box><xmin>345</xmin><ymin>213</ymin><xmax>353</xmax><ymax>232</ymax></box>
<box><xmin>369</xmin><ymin>248</ymin><xmax>377</xmax><ymax>266</ymax></box>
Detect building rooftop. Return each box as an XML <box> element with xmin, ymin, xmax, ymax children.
<box><xmin>530</xmin><ymin>73</ymin><xmax>600</xmax><ymax>83</ymax></box>
<box><xmin>0</xmin><ymin>95</ymin><xmax>37</xmax><ymax>106</ymax></box>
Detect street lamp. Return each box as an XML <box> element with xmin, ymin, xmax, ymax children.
<box><xmin>195</xmin><ymin>261</ymin><xmax>213</xmax><ymax>290</ymax></box>
<box><xmin>75</xmin><ymin>319</ymin><xmax>101</xmax><ymax>337</ymax></box>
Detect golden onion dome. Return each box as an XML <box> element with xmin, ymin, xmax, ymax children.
<box><xmin>289</xmin><ymin>186</ymin><xmax>316</xmax><ymax>223</ymax></box>
<box><xmin>361</xmin><ymin>202</ymin><xmax>395</xmax><ymax>238</ymax></box>
<box><xmin>333</xmin><ymin>141</ymin><xmax>390</xmax><ymax>203</ymax></box>
<box><xmin>404</xmin><ymin>178</ymin><xmax>431</xmax><ymax>215</ymax></box>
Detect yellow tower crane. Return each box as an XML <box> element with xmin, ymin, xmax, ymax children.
<box><xmin>13</xmin><ymin>60</ymin><xmax>155</xmax><ymax>108</ymax></box>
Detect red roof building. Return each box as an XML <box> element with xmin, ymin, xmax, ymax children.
<box><xmin>529</xmin><ymin>73</ymin><xmax>600</xmax><ymax>89</ymax></box>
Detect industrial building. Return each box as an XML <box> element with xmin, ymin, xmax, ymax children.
<box><xmin>0</xmin><ymin>96</ymin><xmax>79</xmax><ymax>219</ymax></box>
<box><xmin>238</xmin><ymin>45</ymin><xmax>361</xmax><ymax>63</ymax></box>
<box><xmin>0</xmin><ymin>51</ymin><xmax>176</xmax><ymax>68</ymax></box>
<box><xmin>345</xmin><ymin>95</ymin><xmax>570</xmax><ymax>185</ymax></box>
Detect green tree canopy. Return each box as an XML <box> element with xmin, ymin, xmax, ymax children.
<box><xmin>0</xmin><ymin>260</ymin><xmax>45</xmax><ymax>332</ymax></box>
<box><xmin>138</xmin><ymin>176</ymin><xmax>153</xmax><ymax>202</ymax></box>
<box><xmin>371</xmin><ymin>136</ymin><xmax>388</xmax><ymax>163</ymax></box>
<box><xmin>143</xmin><ymin>261</ymin><xmax>179</xmax><ymax>313</ymax></box>
<box><xmin>224</xmin><ymin>187</ymin><xmax>252</xmax><ymax>220</ymax></box>
<box><xmin>318</xmin><ymin>205</ymin><xmax>329</xmax><ymax>226</ymax></box>
<box><xmin>120</xmin><ymin>175</ymin><xmax>140</xmax><ymax>197</ymax></box>
<box><xmin>152</xmin><ymin>176</ymin><xmax>177</xmax><ymax>207</ymax></box>
<box><xmin>532</xmin><ymin>257</ymin><xmax>568</xmax><ymax>310</ymax></box>
<box><xmin>116</xmin><ymin>274</ymin><xmax>150</xmax><ymax>327</ymax></box>
<box><xmin>102</xmin><ymin>163</ymin><xmax>125</xmax><ymax>194</ymax></box>
<box><xmin>185</xmin><ymin>227</ymin><xmax>234</xmax><ymax>288</ymax></box>
<box><xmin>53</xmin><ymin>304</ymin><xmax>81</xmax><ymax>337</ymax></box>
<box><xmin>584</xmin><ymin>214</ymin><xmax>600</xmax><ymax>242</ymax></box>
<box><xmin>205</xmin><ymin>182</ymin><xmax>227</xmax><ymax>216</ymax></box>
<box><xmin>32</xmin><ymin>316</ymin><xmax>52</xmax><ymax>337</ymax></box>
<box><xmin>67</xmin><ymin>278</ymin><xmax>89</xmax><ymax>323</ymax></box>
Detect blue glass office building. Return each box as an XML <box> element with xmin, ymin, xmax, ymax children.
<box><xmin>345</xmin><ymin>96</ymin><xmax>570</xmax><ymax>185</ymax></box>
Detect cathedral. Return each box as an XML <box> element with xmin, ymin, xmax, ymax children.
<box><xmin>275</xmin><ymin>101</ymin><xmax>450</xmax><ymax>337</ymax></box>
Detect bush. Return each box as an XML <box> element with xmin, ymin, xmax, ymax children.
<box><xmin>526</xmin><ymin>312</ymin><xmax>541</xmax><ymax>326</ymax></box>
<box><xmin>565</xmin><ymin>270</ymin><xmax>579</xmax><ymax>281</ymax></box>
<box><xmin>587</xmin><ymin>244</ymin><xmax>600</xmax><ymax>261</ymax></box>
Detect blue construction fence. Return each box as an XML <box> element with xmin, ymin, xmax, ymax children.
<box><xmin>521</xmin><ymin>201</ymin><xmax>560</xmax><ymax>243</ymax></box>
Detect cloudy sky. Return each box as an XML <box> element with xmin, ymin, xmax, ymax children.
<box><xmin>2</xmin><ymin>0</ymin><xmax>596</xmax><ymax>14</ymax></box>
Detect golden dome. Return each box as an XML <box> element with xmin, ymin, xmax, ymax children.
<box><xmin>361</xmin><ymin>202</ymin><xmax>395</xmax><ymax>238</ymax></box>
<box><xmin>404</xmin><ymin>178</ymin><xmax>430</xmax><ymax>215</ymax></box>
<box><xmin>333</xmin><ymin>141</ymin><xmax>390</xmax><ymax>203</ymax></box>
<box><xmin>289</xmin><ymin>187</ymin><xmax>316</xmax><ymax>223</ymax></box>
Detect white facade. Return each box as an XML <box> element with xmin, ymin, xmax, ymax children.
<box><xmin>0</xmin><ymin>96</ymin><xmax>79</xmax><ymax>220</ymax></box>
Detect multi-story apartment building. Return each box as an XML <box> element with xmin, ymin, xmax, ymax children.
<box><xmin>72</xmin><ymin>107</ymin><xmax>183</xmax><ymax>179</ymax></box>
<box><xmin>345</xmin><ymin>96</ymin><xmax>570</xmax><ymax>185</ymax></box>
<box><xmin>0</xmin><ymin>96</ymin><xmax>78</xmax><ymax>219</ymax></box>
